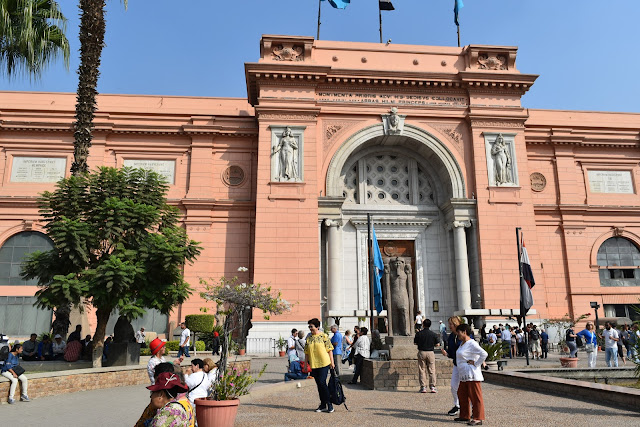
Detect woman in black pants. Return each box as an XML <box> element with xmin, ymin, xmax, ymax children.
<box><xmin>304</xmin><ymin>318</ymin><xmax>336</xmax><ymax>413</ymax></box>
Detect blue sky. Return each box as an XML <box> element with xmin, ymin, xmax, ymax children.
<box><xmin>1</xmin><ymin>0</ymin><xmax>639</xmax><ymax>113</ymax></box>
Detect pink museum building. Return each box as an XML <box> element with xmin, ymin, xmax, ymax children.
<box><xmin>1</xmin><ymin>35</ymin><xmax>639</xmax><ymax>341</ymax></box>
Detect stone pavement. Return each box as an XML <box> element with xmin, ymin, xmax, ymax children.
<box><xmin>1</xmin><ymin>351</ymin><xmax>636</xmax><ymax>426</ymax></box>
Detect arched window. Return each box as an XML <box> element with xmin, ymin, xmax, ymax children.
<box><xmin>0</xmin><ymin>231</ymin><xmax>54</xmax><ymax>286</ymax></box>
<box><xmin>597</xmin><ymin>237</ymin><xmax>640</xmax><ymax>287</ymax></box>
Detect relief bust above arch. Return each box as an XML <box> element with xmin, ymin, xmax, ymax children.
<box><xmin>324</xmin><ymin>122</ymin><xmax>466</xmax><ymax>202</ymax></box>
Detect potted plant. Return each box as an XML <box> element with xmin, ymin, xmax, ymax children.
<box><xmin>238</xmin><ymin>342</ymin><xmax>246</xmax><ymax>356</ymax></box>
<box><xmin>276</xmin><ymin>336</ymin><xmax>287</xmax><ymax>357</ymax></box>
<box><xmin>197</xmin><ymin>267</ymin><xmax>291</xmax><ymax>427</ymax></box>
<box><xmin>480</xmin><ymin>341</ymin><xmax>508</xmax><ymax>369</ymax></box>
<box><xmin>545</xmin><ymin>312</ymin><xmax>590</xmax><ymax>368</ymax></box>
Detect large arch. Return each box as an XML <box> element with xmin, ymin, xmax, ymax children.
<box><xmin>326</xmin><ymin>123</ymin><xmax>466</xmax><ymax>201</ymax></box>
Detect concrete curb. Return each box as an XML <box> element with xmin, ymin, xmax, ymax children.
<box><xmin>484</xmin><ymin>368</ymin><xmax>640</xmax><ymax>412</ymax></box>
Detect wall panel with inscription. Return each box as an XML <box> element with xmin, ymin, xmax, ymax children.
<box><xmin>123</xmin><ymin>159</ymin><xmax>176</xmax><ymax>184</ymax></box>
<box><xmin>587</xmin><ymin>170</ymin><xmax>634</xmax><ymax>194</ymax></box>
<box><xmin>10</xmin><ymin>157</ymin><xmax>67</xmax><ymax>183</ymax></box>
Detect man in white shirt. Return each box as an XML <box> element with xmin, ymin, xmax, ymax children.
<box><xmin>487</xmin><ymin>331</ymin><xmax>497</xmax><ymax>344</ymax></box>
<box><xmin>178</xmin><ymin>322</ymin><xmax>191</xmax><ymax>358</ymax></box>
<box><xmin>135</xmin><ymin>327</ymin><xmax>146</xmax><ymax>347</ymax></box>
<box><xmin>287</xmin><ymin>328</ymin><xmax>298</xmax><ymax>359</ymax></box>
<box><xmin>185</xmin><ymin>358</ymin><xmax>210</xmax><ymax>403</ymax></box>
<box><xmin>602</xmin><ymin>322</ymin><xmax>619</xmax><ymax>367</ymax></box>
<box><xmin>52</xmin><ymin>334</ymin><xmax>66</xmax><ymax>360</ymax></box>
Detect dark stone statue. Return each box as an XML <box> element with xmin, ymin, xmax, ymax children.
<box><xmin>113</xmin><ymin>315</ymin><xmax>136</xmax><ymax>343</ymax></box>
<box><xmin>383</xmin><ymin>257</ymin><xmax>414</xmax><ymax>336</ymax></box>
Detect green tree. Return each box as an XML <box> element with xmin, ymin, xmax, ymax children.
<box><xmin>0</xmin><ymin>0</ymin><xmax>70</xmax><ymax>78</ymax></box>
<box><xmin>21</xmin><ymin>167</ymin><xmax>201</xmax><ymax>367</ymax></box>
<box><xmin>71</xmin><ymin>0</ymin><xmax>126</xmax><ymax>174</ymax></box>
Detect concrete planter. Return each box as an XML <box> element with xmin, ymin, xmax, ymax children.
<box><xmin>559</xmin><ymin>357</ymin><xmax>579</xmax><ymax>368</ymax></box>
<box><xmin>195</xmin><ymin>398</ymin><xmax>239</xmax><ymax>427</ymax></box>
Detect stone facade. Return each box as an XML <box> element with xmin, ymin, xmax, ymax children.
<box><xmin>361</xmin><ymin>359</ymin><xmax>453</xmax><ymax>391</ymax></box>
<box><xmin>1</xmin><ymin>35</ymin><xmax>639</xmax><ymax>341</ymax></box>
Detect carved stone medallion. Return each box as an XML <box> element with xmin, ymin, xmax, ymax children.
<box><xmin>271</xmin><ymin>44</ymin><xmax>304</xmax><ymax>61</ymax></box>
<box><xmin>530</xmin><ymin>172</ymin><xmax>547</xmax><ymax>192</ymax></box>
<box><xmin>383</xmin><ymin>242</ymin><xmax>398</xmax><ymax>257</ymax></box>
<box><xmin>222</xmin><ymin>165</ymin><xmax>246</xmax><ymax>187</ymax></box>
<box><xmin>478</xmin><ymin>53</ymin><xmax>507</xmax><ymax>70</ymax></box>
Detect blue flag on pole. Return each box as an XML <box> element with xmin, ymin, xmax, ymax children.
<box><xmin>372</xmin><ymin>226</ymin><xmax>384</xmax><ymax>313</ymax></box>
<box><xmin>322</xmin><ymin>0</ymin><xmax>350</xmax><ymax>9</ymax></box>
<box><xmin>454</xmin><ymin>0</ymin><xmax>464</xmax><ymax>26</ymax></box>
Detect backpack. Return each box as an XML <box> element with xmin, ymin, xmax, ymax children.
<box><xmin>299</xmin><ymin>361</ymin><xmax>312</xmax><ymax>374</ymax></box>
<box><xmin>0</xmin><ymin>345</ymin><xmax>9</xmax><ymax>364</ymax></box>
<box><xmin>575</xmin><ymin>334</ymin><xmax>584</xmax><ymax>347</ymax></box>
<box><xmin>328</xmin><ymin>369</ymin><xmax>348</xmax><ymax>410</ymax></box>
<box><xmin>530</xmin><ymin>329</ymin><xmax>540</xmax><ymax>341</ymax></box>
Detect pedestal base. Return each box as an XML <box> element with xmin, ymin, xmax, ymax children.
<box><xmin>361</xmin><ymin>358</ymin><xmax>453</xmax><ymax>391</ymax></box>
<box><xmin>384</xmin><ymin>336</ymin><xmax>416</xmax><ymax>360</ymax></box>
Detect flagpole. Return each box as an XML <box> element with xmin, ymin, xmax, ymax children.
<box><xmin>457</xmin><ymin>24</ymin><xmax>460</xmax><ymax>47</ymax></box>
<box><xmin>378</xmin><ymin>4</ymin><xmax>383</xmax><ymax>43</ymax></box>
<box><xmin>317</xmin><ymin>0</ymin><xmax>322</xmax><ymax>40</ymax></box>
<box><xmin>516</xmin><ymin>227</ymin><xmax>530</xmax><ymax>366</ymax></box>
<box><xmin>367</xmin><ymin>214</ymin><xmax>376</xmax><ymax>332</ymax></box>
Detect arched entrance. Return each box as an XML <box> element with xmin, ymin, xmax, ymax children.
<box><xmin>321</xmin><ymin>124</ymin><xmax>478</xmax><ymax>326</ymax></box>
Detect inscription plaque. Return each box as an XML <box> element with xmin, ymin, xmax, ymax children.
<box><xmin>530</xmin><ymin>172</ymin><xmax>547</xmax><ymax>192</ymax></box>
<box><xmin>588</xmin><ymin>170</ymin><xmax>634</xmax><ymax>194</ymax></box>
<box><xmin>10</xmin><ymin>157</ymin><xmax>66</xmax><ymax>183</ymax></box>
<box><xmin>123</xmin><ymin>159</ymin><xmax>176</xmax><ymax>184</ymax></box>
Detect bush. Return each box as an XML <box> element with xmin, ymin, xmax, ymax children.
<box><xmin>185</xmin><ymin>314</ymin><xmax>215</xmax><ymax>334</ymax></box>
<box><xmin>195</xmin><ymin>341</ymin><xmax>205</xmax><ymax>352</ymax></box>
<box><xmin>165</xmin><ymin>340</ymin><xmax>180</xmax><ymax>351</ymax></box>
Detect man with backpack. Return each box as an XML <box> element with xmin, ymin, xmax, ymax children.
<box><xmin>529</xmin><ymin>325</ymin><xmax>541</xmax><ymax>360</ymax></box>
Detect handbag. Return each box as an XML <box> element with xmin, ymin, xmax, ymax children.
<box><xmin>585</xmin><ymin>343</ymin><xmax>595</xmax><ymax>353</ymax></box>
<box><xmin>12</xmin><ymin>365</ymin><xmax>25</xmax><ymax>376</ymax></box>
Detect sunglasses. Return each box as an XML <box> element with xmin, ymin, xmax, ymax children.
<box><xmin>308</xmin><ymin>325</ymin><xmax>316</xmax><ymax>329</ymax></box>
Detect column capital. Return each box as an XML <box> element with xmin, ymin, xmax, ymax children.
<box><xmin>445</xmin><ymin>220</ymin><xmax>471</xmax><ymax>231</ymax></box>
<box><xmin>324</xmin><ymin>218</ymin><xmax>342</xmax><ymax>228</ymax></box>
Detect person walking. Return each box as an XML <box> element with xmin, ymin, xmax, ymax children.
<box><xmin>415</xmin><ymin>311</ymin><xmax>424</xmax><ymax>331</ymax></box>
<box><xmin>304</xmin><ymin>318</ymin><xmax>335</xmax><ymax>413</ymax></box>
<box><xmin>577</xmin><ymin>322</ymin><xmax>598</xmax><ymax>368</ymax></box>
<box><xmin>602</xmin><ymin>322</ymin><xmax>619</xmax><ymax>367</ymax></box>
<box><xmin>441</xmin><ymin>316</ymin><xmax>463</xmax><ymax>416</ymax></box>
<box><xmin>454</xmin><ymin>323</ymin><xmax>488</xmax><ymax>426</ymax></box>
<box><xmin>565</xmin><ymin>325</ymin><xmax>578</xmax><ymax>358</ymax></box>
<box><xmin>540</xmin><ymin>329</ymin><xmax>549</xmax><ymax>359</ymax></box>
<box><xmin>295</xmin><ymin>330</ymin><xmax>307</xmax><ymax>362</ymax></box>
<box><xmin>349</xmin><ymin>327</ymin><xmax>370</xmax><ymax>385</ymax></box>
<box><xmin>178</xmin><ymin>322</ymin><xmax>191</xmax><ymax>358</ymax></box>
<box><xmin>414</xmin><ymin>319</ymin><xmax>439</xmax><ymax>393</ymax></box>
<box><xmin>329</xmin><ymin>325</ymin><xmax>343</xmax><ymax>376</ymax></box>
<box><xmin>211</xmin><ymin>331</ymin><xmax>220</xmax><ymax>356</ymax></box>
<box><xmin>1</xmin><ymin>344</ymin><xmax>29</xmax><ymax>404</ymax></box>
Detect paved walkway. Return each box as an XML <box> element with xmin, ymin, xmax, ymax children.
<box><xmin>1</xmin><ymin>351</ymin><xmax>635</xmax><ymax>426</ymax></box>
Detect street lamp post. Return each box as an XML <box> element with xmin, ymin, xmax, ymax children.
<box><xmin>590</xmin><ymin>301</ymin><xmax>601</xmax><ymax>330</ymax></box>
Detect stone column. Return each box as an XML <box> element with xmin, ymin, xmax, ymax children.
<box><xmin>452</xmin><ymin>220</ymin><xmax>472</xmax><ymax>311</ymax></box>
<box><xmin>324</xmin><ymin>219</ymin><xmax>343</xmax><ymax>314</ymax></box>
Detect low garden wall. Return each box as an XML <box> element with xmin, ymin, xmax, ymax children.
<box><xmin>361</xmin><ymin>359</ymin><xmax>453</xmax><ymax>391</ymax></box>
<box><xmin>0</xmin><ymin>357</ymin><xmax>251</xmax><ymax>404</ymax></box>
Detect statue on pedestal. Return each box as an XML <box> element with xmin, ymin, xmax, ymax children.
<box><xmin>491</xmin><ymin>133</ymin><xmax>513</xmax><ymax>185</ymax></box>
<box><xmin>383</xmin><ymin>257</ymin><xmax>414</xmax><ymax>336</ymax></box>
<box><xmin>272</xmin><ymin>126</ymin><xmax>299</xmax><ymax>181</ymax></box>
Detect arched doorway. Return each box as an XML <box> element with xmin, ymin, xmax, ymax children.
<box><xmin>322</xmin><ymin>124</ymin><xmax>478</xmax><ymax>327</ymax></box>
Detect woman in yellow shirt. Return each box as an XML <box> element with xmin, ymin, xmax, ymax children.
<box><xmin>304</xmin><ymin>317</ymin><xmax>335</xmax><ymax>413</ymax></box>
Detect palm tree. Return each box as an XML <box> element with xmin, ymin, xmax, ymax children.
<box><xmin>71</xmin><ymin>0</ymin><xmax>126</xmax><ymax>174</ymax></box>
<box><xmin>0</xmin><ymin>0</ymin><xmax>69</xmax><ymax>78</ymax></box>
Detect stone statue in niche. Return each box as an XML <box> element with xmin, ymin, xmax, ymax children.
<box><xmin>272</xmin><ymin>126</ymin><xmax>298</xmax><ymax>181</ymax></box>
<box><xmin>383</xmin><ymin>257</ymin><xmax>414</xmax><ymax>336</ymax></box>
<box><xmin>490</xmin><ymin>134</ymin><xmax>513</xmax><ymax>185</ymax></box>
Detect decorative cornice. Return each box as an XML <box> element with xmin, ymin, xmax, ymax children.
<box><xmin>257</xmin><ymin>113</ymin><xmax>318</xmax><ymax>120</ymax></box>
<box><xmin>349</xmin><ymin>217</ymin><xmax>432</xmax><ymax>227</ymax></box>
<box><xmin>470</xmin><ymin>120</ymin><xmax>525</xmax><ymax>129</ymax></box>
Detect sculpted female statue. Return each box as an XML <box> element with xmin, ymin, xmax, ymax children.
<box><xmin>272</xmin><ymin>127</ymin><xmax>298</xmax><ymax>181</ymax></box>
<box><xmin>490</xmin><ymin>134</ymin><xmax>512</xmax><ymax>185</ymax></box>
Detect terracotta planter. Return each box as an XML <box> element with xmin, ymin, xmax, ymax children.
<box><xmin>559</xmin><ymin>357</ymin><xmax>579</xmax><ymax>368</ymax></box>
<box><xmin>195</xmin><ymin>398</ymin><xmax>240</xmax><ymax>427</ymax></box>
<box><xmin>279</xmin><ymin>350</ymin><xmax>286</xmax><ymax>357</ymax></box>
<box><xmin>238</xmin><ymin>349</ymin><xmax>246</xmax><ymax>355</ymax></box>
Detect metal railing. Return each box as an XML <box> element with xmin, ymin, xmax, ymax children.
<box><xmin>246</xmin><ymin>338</ymin><xmax>277</xmax><ymax>356</ymax></box>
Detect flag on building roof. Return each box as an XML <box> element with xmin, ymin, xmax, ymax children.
<box><xmin>372</xmin><ymin>226</ymin><xmax>384</xmax><ymax>313</ymax></box>
<box><xmin>520</xmin><ymin>240</ymin><xmax>535</xmax><ymax>314</ymax></box>
<box><xmin>379</xmin><ymin>0</ymin><xmax>395</xmax><ymax>11</ymax></box>
<box><xmin>454</xmin><ymin>0</ymin><xmax>464</xmax><ymax>26</ymax></box>
<box><xmin>322</xmin><ymin>0</ymin><xmax>350</xmax><ymax>9</ymax></box>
